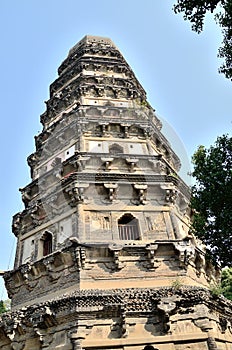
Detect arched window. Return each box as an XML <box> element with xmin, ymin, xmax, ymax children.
<box><xmin>118</xmin><ymin>214</ymin><xmax>140</xmax><ymax>240</ymax></box>
<box><xmin>109</xmin><ymin>143</ymin><xmax>123</xmax><ymax>155</ymax></box>
<box><xmin>42</xmin><ymin>232</ymin><xmax>53</xmax><ymax>256</ymax></box>
<box><xmin>143</xmin><ymin>346</ymin><xmax>158</xmax><ymax>350</ymax></box>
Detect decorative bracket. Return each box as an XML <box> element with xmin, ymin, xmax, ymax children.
<box><xmin>12</xmin><ymin>213</ymin><xmax>22</xmax><ymax>236</ymax></box>
<box><xmin>121</xmin><ymin>123</ymin><xmax>130</xmax><ymax>138</ymax></box>
<box><xmin>173</xmin><ymin>241</ymin><xmax>195</xmax><ymax>269</ymax></box>
<box><xmin>75</xmin><ymin>246</ymin><xmax>86</xmax><ymax>270</ymax></box>
<box><xmin>165</xmin><ymin>189</ymin><xmax>177</xmax><ymax>203</ymax></box>
<box><xmin>98</xmin><ymin>122</ymin><xmax>109</xmax><ymax>136</ymax></box>
<box><xmin>20</xmin><ymin>263</ymin><xmax>32</xmax><ymax>281</ymax></box>
<box><xmin>19</xmin><ymin>187</ymin><xmax>32</xmax><ymax>207</ymax></box>
<box><xmin>146</xmin><ymin>243</ymin><xmax>159</xmax><ymax>269</ymax></box>
<box><xmin>65</xmin><ymin>182</ymin><xmax>89</xmax><ymax>206</ymax></box>
<box><xmin>133</xmin><ymin>184</ymin><xmax>147</xmax><ymax>204</ymax></box>
<box><xmin>108</xmin><ymin>244</ymin><xmax>125</xmax><ymax>270</ymax></box>
<box><xmin>157</xmin><ymin>296</ymin><xmax>178</xmax><ymax>334</ymax></box>
<box><xmin>1</xmin><ymin>317</ymin><xmax>26</xmax><ymax>344</ymax></box>
<box><xmin>30</xmin><ymin>202</ymin><xmax>45</xmax><ymax>225</ymax></box>
<box><xmin>101</xmin><ymin>157</ymin><xmax>114</xmax><ymax>171</ymax></box>
<box><xmin>160</xmin><ymin>184</ymin><xmax>177</xmax><ymax>204</ymax></box>
<box><xmin>30</xmin><ymin>306</ymin><xmax>57</xmax><ymax>330</ymax></box>
<box><xmin>126</xmin><ymin>158</ymin><xmax>138</xmax><ymax>172</ymax></box>
<box><xmin>104</xmin><ymin>183</ymin><xmax>118</xmax><ymax>202</ymax></box>
<box><xmin>110</xmin><ymin>304</ymin><xmax>129</xmax><ymax>338</ymax></box>
<box><xmin>71</xmin><ymin>155</ymin><xmax>90</xmax><ymax>171</ymax></box>
<box><xmin>119</xmin><ymin>304</ymin><xmax>128</xmax><ymax>337</ymax></box>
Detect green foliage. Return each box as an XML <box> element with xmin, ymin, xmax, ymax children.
<box><xmin>221</xmin><ymin>268</ymin><xmax>232</xmax><ymax>300</ymax></box>
<box><xmin>171</xmin><ymin>278</ymin><xmax>183</xmax><ymax>290</ymax></box>
<box><xmin>0</xmin><ymin>299</ymin><xmax>11</xmax><ymax>314</ymax></box>
<box><xmin>191</xmin><ymin>135</ymin><xmax>232</xmax><ymax>267</ymax></box>
<box><xmin>208</xmin><ymin>268</ymin><xmax>232</xmax><ymax>300</ymax></box>
<box><xmin>173</xmin><ymin>1</ymin><xmax>232</xmax><ymax>80</ymax></box>
<box><xmin>0</xmin><ymin>300</ymin><xmax>7</xmax><ymax>314</ymax></box>
<box><xmin>209</xmin><ymin>282</ymin><xmax>223</xmax><ymax>297</ymax></box>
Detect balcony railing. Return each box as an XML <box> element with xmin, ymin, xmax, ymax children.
<box><xmin>118</xmin><ymin>224</ymin><xmax>140</xmax><ymax>240</ymax></box>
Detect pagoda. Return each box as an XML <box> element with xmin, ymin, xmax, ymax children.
<box><xmin>1</xmin><ymin>35</ymin><xmax>232</xmax><ymax>350</ymax></box>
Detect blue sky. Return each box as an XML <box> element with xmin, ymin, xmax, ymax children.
<box><xmin>0</xmin><ymin>1</ymin><xmax>231</xmax><ymax>299</ymax></box>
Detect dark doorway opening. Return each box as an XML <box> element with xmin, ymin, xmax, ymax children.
<box><xmin>118</xmin><ymin>214</ymin><xmax>140</xmax><ymax>240</ymax></box>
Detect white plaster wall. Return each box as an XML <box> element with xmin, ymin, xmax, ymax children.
<box><xmin>88</xmin><ymin>140</ymin><xmax>108</xmax><ymax>153</ymax></box>
<box><xmin>64</xmin><ymin>145</ymin><xmax>75</xmax><ymax>160</ymax></box>
<box><xmin>22</xmin><ymin>238</ymin><xmax>34</xmax><ymax>263</ymax></box>
<box><xmin>57</xmin><ymin>217</ymin><xmax>72</xmax><ymax>244</ymax></box>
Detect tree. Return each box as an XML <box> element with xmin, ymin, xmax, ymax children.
<box><xmin>173</xmin><ymin>1</ymin><xmax>232</xmax><ymax>80</ymax></box>
<box><xmin>221</xmin><ymin>268</ymin><xmax>232</xmax><ymax>300</ymax></box>
<box><xmin>191</xmin><ymin>134</ymin><xmax>232</xmax><ymax>267</ymax></box>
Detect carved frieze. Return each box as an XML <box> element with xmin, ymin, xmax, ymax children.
<box><xmin>1</xmin><ymin>286</ymin><xmax>232</xmax><ymax>349</ymax></box>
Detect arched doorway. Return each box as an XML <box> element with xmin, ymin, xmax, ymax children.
<box><xmin>118</xmin><ymin>214</ymin><xmax>140</xmax><ymax>240</ymax></box>
<box><xmin>42</xmin><ymin>231</ymin><xmax>53</xmax><ymax>256</ymax></box>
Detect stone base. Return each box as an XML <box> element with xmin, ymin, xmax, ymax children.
<box><xmin>0</xmin><ymin>286</ymin><xmax>232</xmax><ymax>349</ymax></box>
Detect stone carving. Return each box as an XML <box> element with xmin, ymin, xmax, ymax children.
<box><xmin>109</xmin><ymin>304</ymin><xmax>128</xmax><ymax>338</ymax></box>
<box><xmin>74</xmin><ymin>246</ymin><xmax>86</xmax><ymax>270</ymax></box>
<box><xmin>12</xmin><ymin>213</ymin><xmax>22</xmax><ymax>236</ymax></box>
<box><xmin>193</xmin><ymin>318</ymin><xmax>212</xmax><ymax>332</ymax></box>
<box><xmin>174</xmin><ymin>241</ymin><xmax>195</xmax><ymax>269</ymax></box>
<box><xmin>126</xmin><ymin>158</ymin><xmax>138</xmax><ymax>172</ymax></box>
<box><xmin>119</xmin><ymin>304</ymin><xmax>128</xmax><ymax>337</ymax></box>
<box><xmin>146</xmin><ymin>213</ymin><xmax>165</xmax><ymax>232</ymax></box>
<box><xmin>70</xmin><ymin>335</ymin><xmax>85</xmax><ymax>350</ymax></box>
<box><xmin>1</xmin><ymin>285</ymin><xmax>232</xmax><ymax>348</ymax></box>
<box><xmin>65</xmin><ymin>182</ymin><xmax>89</xmax><ymax>206</ymax></box>
<box><xmin>99</xmin><ymin>123</ymin><xmax>109</xmax><ymax>136</ymax></box>
<box><xmin>219</xmin><ymin>316</ymin><xmax>228</xmax><ymax>333</ymax></box>
<box><xmin>20</xmin><ymin>264</ymin><xmax>32</xmax><ymax>281</ymax></box>
<box><xmin>108</xmin><ymin>244</ymin><xmax>125</xmax><ymax>270</ymax></box>
<box><xmin>103</xmin><ymin>183</ymin><xmax>118</xmax><ymax>202</ymax></box>
<box><xmin>70</xmin><ymin>155</ymin><xmax>90</xmax><ymax>171</ymax></box>
<box><xmin>207</xmin><ymin>337</ymin><xmax>219</xmax><ymax>350</ymax></box>
<box><xmin>19</xmin><ymin>187</ymin><xmax>32</xmax><ymax>208</ymax></box>
<box><xmin>101</xmin><ymin>157</ymin><xmax>114</xmax><ymax>171</ymax></box>
<box><xmin>30</xmin><ymin>306</ymin><xmax>57</xmax><ymax>329</ymax></box>
<box><xmin>133</xmin><ymin>183</ymin><xmax>147</xmax><ymax>204</ymax></box>
<box><xmin>1</xmin><ymin>318</ymin><xmax>23</xmax><ymax>343</ymax></box>
<box><xmin>145</xmin><ymin>243</ymin><xmax>159</xmax><ymax>270</ymax></box>
<box><xmin>165</xmin><ymin>188</ymin><xmax>177</xmax><ymax>203</ymax></box>
<box><xmin>157</xmin><ymin>297</ymin><xmax>178</xmax><ymax>334</ymax></box>
<box><xmin>30</xmin><ymin>202</ymin><xmax>46</xmax><ymax>226</ymax></box>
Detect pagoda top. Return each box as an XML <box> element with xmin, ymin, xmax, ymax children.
<box><xmin>68</xmin><ymin>35</ymin><xmax>117</xmax><ymax>56</ymax></box>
